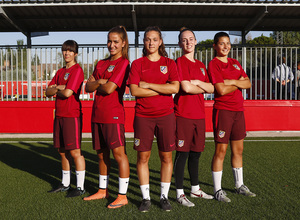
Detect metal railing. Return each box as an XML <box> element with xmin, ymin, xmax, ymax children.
<box><xmin>0</xmin><ymin>44</ymin><xmax>299</xmax><ymax>101</ymax></box>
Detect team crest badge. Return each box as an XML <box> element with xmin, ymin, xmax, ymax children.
<box><xmin>233</xmin><ymin>64</ymin><xmax>240</xmax><ymax>70</ymax></box>
<box><xmin>160</xmin><ymin>66</ymin><xmax>168</xmax><ymax>74</ymax></box>
<box><xmin>134</xmin><ymin>138</ymin><xmax>140</xmax><ymax>147</ymax></box>
<box><xmin>64</xmin><ymin>73</ymin><xmax>70</xmax><ymax>80</ymax></box>
<box><xmin>200</xmin><ymin>68</ymin><xmax>206</xmax><ymax>76</ymax></box>
<box><xmin>107</xmin><ymin>65</ymin><xmax>115</xmax><ymax>72</ymax></box>
<box><xmin>219</xmin><ymin>130</ymin><xmax>225</xmax><ymax>138</ymax></box>
<box><xmin>178</xmin><ymin>140</ymin><xmax>184</xmax><ymax>147</ymax></box>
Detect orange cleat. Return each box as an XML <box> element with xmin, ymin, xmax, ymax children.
<box><xmin>83</xmin><ymin>188</ymin><xmax>109</xmax><ymax>201</ymax></box>
<box><xmin>107</xmin><ymin>194</ymin><xmax>128</xmax><ymax>209</ymax></box>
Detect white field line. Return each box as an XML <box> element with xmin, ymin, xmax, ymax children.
<box><xmin>0</xmin><ymin>139</ymin><xmax>299</xmax><ymax>144</ymax></box>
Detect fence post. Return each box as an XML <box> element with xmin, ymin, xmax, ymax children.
<box><xmin>27</xmin><ymin>48</ymin><xmax>32</xmax><ymax>101</ymax></box>
<box><xmin>242</xmin><ymin>46</ymin><xmax>247</xmax><ymax>99</ymax></box>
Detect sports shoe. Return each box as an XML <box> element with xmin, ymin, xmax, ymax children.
<box><xmin>214</xmin><ymin>189</ymin><xmax>231</xmax><ymax>203</ymax></box>
<box><xmin>107</xmin><ymin>194</ymin><xmax>128</xmax><ymax>209</ymax></box>
<box><xmin>160</xmin><ymin>195</ymin><xmax>172</xmax><ymax>211</ymax></box>
<box><xmin>177</xmin><ymin>194</ymin><xmax>195</xmax><ymax>207</ymax></box>
<box><xmin>138</xmin><ymin>199</ymin><xmax>151</xmax><ymax>212</ymax></box>
<box><xmin>48</xmin><ymin>183</ymin><xmax>70</xmax><ymax>193</ymax></box>
<box><xmin>83</xmin><ymin>188</ymin><xmax>109</xmax><ymax>201</ymax></box>
<box><xmin>190</xmin><ymin>189</ymin><xmax>214</xmax><ymax>199</ymax></box>
<box><xmin>235</xmin><ymin>185</ymin><xmax>256</xmax><ymax>197</ymax></box>
<box><xmin>66</xmin><ymin>187</ymin><xmax>85</xmax><ymax>198</ymax></box>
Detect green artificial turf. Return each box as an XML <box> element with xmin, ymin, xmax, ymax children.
<box><xmin>0</xmin><ymin>137</ymin><xmax>299</xmax><ymax>219</ymax></box>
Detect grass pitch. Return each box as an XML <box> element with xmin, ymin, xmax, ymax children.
<box><xmin>0</xmin><ymin>137</ymin><xmax>299</xmax><ymax>219</ymax></box>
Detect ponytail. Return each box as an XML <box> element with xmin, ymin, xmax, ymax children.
<box><xmin>108</xmin><ymin>25</ymin><xmax>129</xmax><ymax>60</ymax></box>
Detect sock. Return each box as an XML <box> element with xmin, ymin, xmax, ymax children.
<box><xmin>232</xmin><ymin>167</ymin><xmax>244</xmax><ymax>189</ymax></box>
<box><xmin>176</xmin><ymin>189</ymin><xmax>184</xmax><ymax>198</ymax></box>
<box><xmin>119</xmin><ymin>177</ymin><xmax>129</xmax><ymax>195</ymax></box>
<box><xmin>99</xmin><ymin>175</ymin><xmax>109</xmax><ymax>189</ymax></box>
<box><xmin>188</xmin><ymin>151</ymin><xmax>201</xmax><ymax>186</ymax></box>
<box><xmin>140</xmin><ymin>184</ymin><xmax>150</xmax><ymax>200</ymax></box>
<box><xmin>191</xmin><ymin>185</ymin><xmax>200</xmax><ymax>193</ymax></box>
<box><xmin>212</xmin><ymin>171</ymin><xmax>223</xmax><ymax>194</ymax></box>
<box><xmin>160</xmin><ymin>182</ymin><xmax>171</xmax><ymax>199</ymax></box>
<box><xmin>61</xmin><ymin>170</ymin><xmax>71</xmax><ymax>187</ymax></box>
<box><xmin>76</xmin><ymin>170</ymin><xmax>85</xmax><ymax>190</ymax></box>
<box><xmin>174</xmin><ymin>151</ymin><xmax>189</xmax><ymax>189</ymax></box>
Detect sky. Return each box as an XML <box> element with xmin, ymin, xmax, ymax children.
<box><xmin>0</xmin><ymin>31</ymin><xmax>272</xmax><ymax>46</ymax></box>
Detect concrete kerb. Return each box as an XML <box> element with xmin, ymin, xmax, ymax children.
<box><xmin>0</xmin><ymin>131</ymin><xmax>299</xmax><ymax>139</ymax></box>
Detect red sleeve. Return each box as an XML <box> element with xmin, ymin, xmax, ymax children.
<box><xmin>235</xmin><ymin>60</ymin><xmax>248</xmax><ymax>78</ymax></box>
<box><xmin>208</xmin><ymin>59</ymin><xmax>224</xmax><ymax>85</ymax></box>
<box><xmin>48</xmin><ymin>70</ymin><xmax>59</xmax><ymax>86</ymax></box>
<box><xmin>92</xmin><ymin>60</ymin><xmax>102</xmax><ymax>80</ymax></box>
<box><xmin>176</xmin><ymin>57</ymin><xmax>190</xmax><ymax>82</ymax></box>
<box><xmin>127</xmin><ymin>59</ymin><xmax>141</xmax><ymax>85</ymax></box>
<box><xmin>109</xmin><ymin>59</ymin><xmax>130</xmax><ymax>88</ymax></box>
<box><xmin>65</xmin><ymin>65</ymin><xmax>84</xmax><ymax>95</ymax></box>
<box><xmin>167</xmin><ymin>59</ymin><xmax>179</xmax><ymax>82</ymax></box>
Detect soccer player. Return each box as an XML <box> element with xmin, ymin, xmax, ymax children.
<box><xmin>46</xmin><ymin>40</ymin><xmax>86</xmax><ymax>198</ymax></box>
<box><xmin>207</xmin><ymin>32</ymin><xmax>256</xmax><ymax>203</ymax></box>
<box><xmin>84</xmin><ymin>26</ymin><xmax>130</xmax><ymax>209</ymax></box>
<box><xmin>128</xmin><ymin>26</ymin><xmax>179</xmax><ymax>212</ymax></box>
<box><xmin>173</xmin><ymin>28</ymin><xmax>214</xmax><ymax>207</ymax></box>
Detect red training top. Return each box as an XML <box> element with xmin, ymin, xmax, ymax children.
<box><xmin>91</xmin><ymin>57</ymin><xmax>130</xmax><ymax>124</ymax></box>
<box><xmin>207</xmin><ymin>57</ymin><xmax>248</xmax><ymax>111</ymax></box>
<box><xmin>174</xmin><ymin>56</ymin><xmax>210</xmax><ymax>119</ymax></box>
<box><xmin>127</xmin><ymin>56</ymin><xmax>179</xmax><ymax>118</ymax></box>
<box><xmin>49</xmin><ymin>63</ymin><xmax>84</xmax><ymax>118</ymax></box>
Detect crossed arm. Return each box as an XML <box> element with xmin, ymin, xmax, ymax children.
<box><xmin>130</xmin><ymin>81</ymin><xmax>179</xmax><ymax>98</ymax></box>
<box><xmin>180</xmin><ymin>80</ymin><xmax>214</xmax><ymax>94</ymax></box>
<box><xmin>46</xmin><ymin>84</ymin><xmax>73</xmax><ymax>98</ymax></box>
<box><xmin>85</xmin><ymin>75</ymin><xmax>117</xmax><ymax>95</ymax></box>
<box><xmin>215</xmin><ymin>76</ymin><xmax>251</xmax><ymax>96</ymax></box>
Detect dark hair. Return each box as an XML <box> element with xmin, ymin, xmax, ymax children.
<box><xmin>142</xmin><ymin>26</ymin><xmax>168</xmax><ymax>57</ymax></box>
<box><xmin>178</xmin><ymin>27</ymin><xmax>196</xmax><ymax>43</ymax></box>
<box><xmin>213</xmin><ymin>32</ymin><xmax>230</xmax><ymax>57</ymax></box>
<box><xmin>213</xmin><ymin>32</ymin><xmax>230</xmax><ymax>45</ymax></box>
<box><xmin>108</xmin><ymin>25</ymin><xmax>129</xmax><ymax>60</ymax></box>
<box><xmin>62</xmin><ymin>40</ymin><xmax>78</xmax><ymax>54</ymax></box>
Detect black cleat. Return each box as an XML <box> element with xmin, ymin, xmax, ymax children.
<box><xmin>138</xmin><ymin>199</ymin><xmax>151</xmax><ymax>212</ymax></box>
<box><xmin>48</xmin><ymin>184</ymin><xmax>70</xmax><ymax>193</ymax></box>
<box><xmin>160</xmin><ymin>195</ymin><xmax>172</xmax><ymax>211</ymax></box>
<box><xmin>66</xmin><ymin>187</ymin><xmax>85</xmax><ymax>198</ymax></box>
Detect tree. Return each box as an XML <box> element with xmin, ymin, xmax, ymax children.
<box><xmin>271</xmin><ymin>31</ymin><xmax>300</xmax><ymax>45</ymax></box>
<box><xmin>196</xmin><ymin>39</ymin><xmax>214</xmax><ymax>51</ymax></box>
<box><xmin>247</xmin><ymin>34</ymin><xmax>277</xmax><ymax>45</ymax></box>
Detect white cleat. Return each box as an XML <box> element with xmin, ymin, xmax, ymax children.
<box><xmin>177</xmin><ymin>194</ymin><xmax>195</xmax><ymax>207</ymax></box>
<box><xmin>190</xmin><ymin>189</ymin><xmax>214</xmax><ymax>199</ymax></box>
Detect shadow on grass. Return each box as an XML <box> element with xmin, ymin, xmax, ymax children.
<box><xmin>0</xmin><ymin>142</ymin><xmax>60</xmax><ymax>186</ymax></box>
<box><xmin>0</xmin><ymin>140</ymin><xmax>214</xmax><ymax>209</ymax></box>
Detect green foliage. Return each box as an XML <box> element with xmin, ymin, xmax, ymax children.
<box><xmin>171</xmin><ymin>49</ymin><xmax>181</xmax><ymax>60</ymax></box>
<box><xmin>271</xmin><ymin>31</ymin><xmax>300</xmax><ymax>45</ymax></box>
<box><xmin>0</xmin><ymin>137</ymin><xmax>299</xmax><ymax>219</ymax></box>
<box><xmin>247</xmin><ymin>34</ymin><xmax>277</xmax><ymax>45</ymax></box>
<box><xmin>196</xmin><ymin>39</ymin><xmax>214</xmax><ymax>51</ymax></box>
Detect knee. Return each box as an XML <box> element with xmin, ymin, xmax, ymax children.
<box><xmin>232</xmin><ymin>149</ymin><xmax>243</xmax><ymax>157</ymax></box>
<box><xmin>214</xmin><ymin>150</ymin><xmax>227</xmax><ymax>161</ymax></box>
<box><xmin>137</xmin><ymin>155</ymin><xmax>150</xmax><ymax>165</ymax></box>
<box><xmin>113</xmin><ymin>151</ymin><xmax>127</xmax><ymax>163</ymax></box>
<box><xmin>69</xmin><ymin>150</ymin><xmax>83</xmax><ymax>159</ymax></box>
<box><xmin>160</xmin><ymin>154</ymin><xmax>173</xmax><ymax>164</ymax></box>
